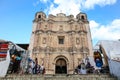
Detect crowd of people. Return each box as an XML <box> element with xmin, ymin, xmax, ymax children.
<box><xmin>26</xmin><ymin>58</ymin><xmax>45</xmax><ymax>75</ymax></box>
<box><xmin>8</xmin><ymin>55</ymin><xmax>105</xmax><ymax>75</ymax></box>
<box><xmin>73</xmin><ymin>60</ymin><xmax>94</xmax><ymax>74</ymax></box>
<box><xmin>8</xmin><ymin>56</ymin><xmax>45</xmax><ymax>75</ymax></box>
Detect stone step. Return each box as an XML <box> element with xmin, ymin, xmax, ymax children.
<box><xmin>0</xmin><ymin>74</ymin><xmax>118</xmax><ymax>80</ymax></box>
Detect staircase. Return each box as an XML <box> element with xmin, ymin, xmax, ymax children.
<box><xmin>0</xmin><ymin>74</ymin><xmax>118</xmax><ymax>80</ymax></box>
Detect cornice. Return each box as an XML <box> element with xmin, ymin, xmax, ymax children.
<box><xmin>33</xmin><ymin>29</ymin><xmax>87</xmax><ymax>35</ymax></box>
<box><xmin>32</xmin><ymin>46</ymin><xmax>86</xmax><ymax>54</ymax></box>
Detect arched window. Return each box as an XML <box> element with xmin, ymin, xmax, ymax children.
<box><xmin>38</xmin><ymin>15</ymin><xmax>41</xmax><ymax>18</ymax></box>
<box><xmin>81</xmin><ymin>15</ymin><xmax>85</xmax><ymax>20</ymax></box>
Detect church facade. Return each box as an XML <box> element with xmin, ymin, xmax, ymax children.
<box><xmin>29</xmin><ymin>11</ymin><xmax>93</xmax><ymax>74</ymax></box>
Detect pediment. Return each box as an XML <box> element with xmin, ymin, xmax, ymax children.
<box><xmin>57</xmin><ymin>13</ymin><xmax>66</xmax><ymax>17</ymax></box>
<box><xmin>68</xmin><ymin>19</ymin><xmax>75</xmax><ymax>24</ymax></box>
<box><xmin>48</xmin><ymin>19</ymin><xmax>55</xmax><ymax>23</ymax></box>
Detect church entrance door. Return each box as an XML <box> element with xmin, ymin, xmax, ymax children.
<box><xmin>55</xmin><ymin>58</ymin><xmax>67</xmax><ymax>74</ymax></box>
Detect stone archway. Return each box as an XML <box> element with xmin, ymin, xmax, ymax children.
<box><xmin>55</xmin><ymin>58</ymin><xmax>67</xmax><ymax>74</ymax></box>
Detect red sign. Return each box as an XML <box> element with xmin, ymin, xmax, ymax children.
<box><xmin>0</xmin><ymin>54</ymin><xmax>7</xmax><ymax>58</ymax></box>
<box><xmin>0</xmin><ymin>43</ymin><xmax>8</xmax><ymax>58</ymax></box>
<box><xmin>0</xmin><ymin>44</ymin><xmax>8</xmax><ymax>50</ymax></box>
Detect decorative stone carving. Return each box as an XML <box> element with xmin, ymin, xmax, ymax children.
<box><xmin>80</xmin><ymin>47</ymin><xmax>89</xmax><ymax>53</ymax></box>
<box><xmin>29</xmin><ymin>11</ymin><xmax>93</xmax><ymax>74</ymax></box>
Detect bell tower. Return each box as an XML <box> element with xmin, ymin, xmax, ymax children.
<box><xmin>76</xmin><ymin>12</ymin><xmax>93</xmax><ymax>59</ymax></box>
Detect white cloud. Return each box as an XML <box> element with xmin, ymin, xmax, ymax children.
<box><xmin>89</xmin><ymin>20</ymin><xmax>99</xmax><ymax>28</ymax></box>
<box><xmin>33</xmin><ymin>0</ymin><xmax>117</xmax><ymax>16</ymax></box>
<box><xmin>90</xmin><ymin>19</ymin><xmax>120</xmax><ymax>41</ymax></box>
<box><xmin>47</xmin><ymin>0</ymin><xmax>82</xmax><ymax>16</ymax></box>
<box><xmin>42</xmin><ymin>0</ymin><xmax>117</xmax><ymax>16</ymax></box>
<box><xmin>39</xmin><ymin>0</ymin><xmax>48</xmax><ymax>3</ymax></box>
<box><xmin>84</xmin><ymin>0</ymin><xmax>117</xmax><ymax>9</ymax></box>
<box><xmin>33</xmin><ymin>0</ymin><xmax>48</xmax><ymax>7</ymax></box>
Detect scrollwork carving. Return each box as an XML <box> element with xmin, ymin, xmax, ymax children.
<box><xmin>80</xmin><ymin>47</ymin><xmax>89</xmax><ymax>53</ymax></box>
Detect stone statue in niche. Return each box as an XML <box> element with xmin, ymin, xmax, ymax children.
<box><xmin>59</xmin><ymin>25</ymin><xmax>63</xmax><ymax>31</ymax></box>
<box><xmin>43</xmin><ymin>38</ymin><xmax>46</xmax><ymax>44</ymax></box>
<box><xmin>76</xmin><ymin>38</ymin><xmax>80</xmax><ymax>44</ymax></box>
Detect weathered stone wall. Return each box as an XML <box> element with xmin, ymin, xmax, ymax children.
<box><xmin>29</xmin><ymin>11</ymin><xmax>93</xmax><ymax>74</ymax></box>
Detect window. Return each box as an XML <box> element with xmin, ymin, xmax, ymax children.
<box><xmin>58</xmin><ymin>36</ymin><xmax>64</xmax><ymax>44</ymax></box>
<box><xmin>59</xmin><ymin>39</ymin><xmax>64</xmax><ymax>44</ymax></box>
<box><xmin>38</xmin><ymin>15</ymin><xmax>41</xmax><ymax>18</ymax></box>
<box><xmin>81</xmin><ymin>15</ymin><xmax>84</xmax><ymax>20</ymax></box>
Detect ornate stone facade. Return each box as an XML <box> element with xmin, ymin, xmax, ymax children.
<box><xmin>29</xmin><ymin>11</ymin><xmax>93</xmax><ymax>74</ymax></box>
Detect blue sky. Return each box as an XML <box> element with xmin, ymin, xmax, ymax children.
<box><xmin>0</xmin><ymin>0</ymin><xmax>120</xmax><ymax>46</ymax></box>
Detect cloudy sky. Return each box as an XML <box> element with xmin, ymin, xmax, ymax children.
<box><xmin>0</xmin><ymin>0</ymin><xmax>120</xmax><ymax>46</ymax></box>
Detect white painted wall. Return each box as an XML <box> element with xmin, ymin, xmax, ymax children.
<box><xmin>108</xmin><ymin>59</ymin><xmax>120</xmax><ymax>79</ymax></box>
<box><xmin>0</xmin><ymin>51</ymin><xmax>10</xmax><ymax>77</ymax></box>
<box><xmin>100</xmin><ymin>40</ymin><xmax>120</xmax><ymax>79</ymax></box>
